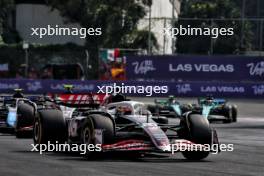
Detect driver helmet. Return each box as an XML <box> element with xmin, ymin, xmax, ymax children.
<box><xmin>168</xmin><ymin>95</ymin><xmax>175</xmax><ymax>104</ymax></box>
<box><xmin>116</xmin><ymin>106</ymin><xmax>132</xmax><ymax>115</ymax></box>
<box><xmin>63</xmin><ymin>84</ymin><xmax>74</xmax><ymax>94</ymax></box>
<box><xmin>205</xmin><ymin>94</ymin><xmax>214</xmax><ymax>105</ymax></box>
<box><xmin>111</xmin><ymin>94</ymin><xmax>126</xmax><ymax>103</ymax></box>
<box><xmin>13</xmin><ymin>89</ymin><xmax>24</xmax><ymax>98</ymax></box>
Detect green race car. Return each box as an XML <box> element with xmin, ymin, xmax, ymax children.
<box><xmin>147</xmin><ymin>96</ymin><xmax>189</xmax><ymax>118</ymax></box>
<box><xmin>147</xmin><ymin>95</ymin><xmax>237</xmax><ymax>123</ymax></box>
<box><xmin>193</xmin><ymin>96</ymin><xmax>238</xmax><ymax>123</ymax></box>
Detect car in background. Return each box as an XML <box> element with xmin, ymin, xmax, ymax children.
<box><xmin>147</xmin><ymin>95</ymin><xmax>237</xmax><ymax>123</ymax></box>
<box><xmin>193</xmin><ymin>96</ymin><xmax>238</xmax><ymax>123</ymax></box>
<box><xmin>147</xmin><ymin>96</ymin><xmax>188</xmax><ymax>118</ymax></box>
<box><xmin>0</xmin><ymin>89</ymin><xmax>36</xmax><ymax>137</ymax></box>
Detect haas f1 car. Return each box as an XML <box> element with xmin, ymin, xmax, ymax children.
<box><xmin>33</xmin><ymin>92</ymin><xmax>220</xmax><ymax>160</ymax></box>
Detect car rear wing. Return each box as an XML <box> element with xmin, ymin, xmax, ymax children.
<box><xmin>198</xmin><ymin>97</ymin><xmax>227</xmax><ymax>105</ymax></box>
<box><xmin>154</xmin><ymin>99</ymin><xmax>167</xmax><ymax>105</ymax></box>
<box><xmin>47</xmin><ymin>93</ymin><xmax>108</xmax><ymax>107</ymax></box>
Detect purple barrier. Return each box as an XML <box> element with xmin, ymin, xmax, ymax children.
<box><xmin>126</xmin><ymin>55</ymin><xmax>264</xmax><ymax>81</ymax></box>
<box><xmin>0</xmin><ymin>79</ymin><xmax>263</xmax><ymax>98</ymax></box>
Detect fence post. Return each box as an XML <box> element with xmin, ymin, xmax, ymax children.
<box><xmin>163</xmin><ymin>18</ymin><xmax>166</xmax><ymax>55</ymax></box>
<box><xmin>240</xmin><ymin>0</ymin><xmax>246</xmax><ymax>49</ymax></box>
<box><xmin>259</xmin><ymin>20</ymin><xmax>263</xmax><ymax>54</ymax></box>
<box><xmin>148</xmin><ymin>4</ymin><xmax>152</xmax><ymax>55</ymax></box>
<box><xmin>209</xmin><ymin>19</ymin><xmax>214</xmax><ymax>55</ymax></box>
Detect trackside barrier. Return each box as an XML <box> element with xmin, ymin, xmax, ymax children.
<box><xmin>126</xmin><ymin>55</ymin><xmax>264</xmax><ymax>82</ymax></box>
<box><xmin>0</xmin><ymin>79</ymin><xmax>263</xmax><ymax>98</ymax></box>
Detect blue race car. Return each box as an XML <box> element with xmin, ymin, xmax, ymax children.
<box><xmin>0</xmin><ymin>89</ymin><xmax>37</xmax><ymax>137</ymax></box>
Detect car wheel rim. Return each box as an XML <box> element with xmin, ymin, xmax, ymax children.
<box><xmin>34</xmin><ymin>121</ymin><xmax>40</xmax><ymax>142</ymax></box>
<box><xmin>83</xmin><ymin>127</ymin><xmax>91</xmax><ymax>144</ymax></box>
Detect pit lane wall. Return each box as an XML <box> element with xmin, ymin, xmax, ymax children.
<box><xmin>0</xmin><ymin>79</ymin><xmax>263</xmax><ymax>98</ymax></box>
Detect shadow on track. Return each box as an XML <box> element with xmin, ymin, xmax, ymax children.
<box><xmin>49</xmin><ymin>151</ymin><xmax>212</xmax><ymax>163</ymax></box>
<box><xmin>10</xmin><ymin>150</ymin><xmax>212</xmax><ymax>163</ymax></box>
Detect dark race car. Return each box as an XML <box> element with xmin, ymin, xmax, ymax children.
<box><xmin>147</xmin><ymin>96</ymin><xmax>188</xmax><ymax>118</ymax></box>
<box><xmin>0</xmin><ymin>89</ymin><xmax>37</xmax><ymax>137</ymax></box>
<box><xmin>33</xmin><ymin>93</ymin><xmax>220</xmax><ymax>160</ymax></box>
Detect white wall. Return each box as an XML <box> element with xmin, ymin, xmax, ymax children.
<box><xmin>16</xmin><ymin>4</ymin><xmax>85</xmax><ymax>45</ymax></box>
<box><xmin>151</xmin><ymin>0</ymin><xmax>178</xmax><ymax>18</ymax></box>
<box><xmin>139</xmin><ymin>0</ymin><xmax>181</xmax><ymax>54</ymax></box>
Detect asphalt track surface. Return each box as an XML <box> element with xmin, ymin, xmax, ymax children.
<box><xmin>0</xmin><ymin>98</ymin><xmax>264</xmax><ymax>176</ymax></box>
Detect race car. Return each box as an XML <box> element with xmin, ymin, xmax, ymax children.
<box><xmin>0</xmin><ymin>89</ymin><xmax>36</xmax><ymax>137</ymax></box>
<box><xmin>148</xmin><ymin>95</ymin><xmax>237</xmax><ymax>123</ymax></box>
<box><xmin>147</xmin><ymin>96</ymin><xmax>187</xmax><ymax>118</ymax></box>
<box><xmin>33</xmin><ymin>93</ymin><xmax>220</xmax><ymax>160</ymax></box>
<box><xmin>192</xmin><ymin>96</ymin><xmax>238</xmax><ymax>123</ymax></box>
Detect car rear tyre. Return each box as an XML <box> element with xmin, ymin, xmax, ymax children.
<box><xmin>223</xmin><ymin>106</ymin><xmax>233</xmax><ymax>123</ymax></box>
<box><xmin>231</xmin><ymin>105</ymin><xmax>238</xmax><ymax>122</ymax></box>
<box><xmin>16</xmin><ymin>103</ymin><xmax>35</xmax><ymax>138</ymax></box>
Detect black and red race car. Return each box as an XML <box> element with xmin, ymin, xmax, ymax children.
<box><xmin>32</xmin><ymin>90</ymin><xmax>220</xmax><ymax>160</ymax></box>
